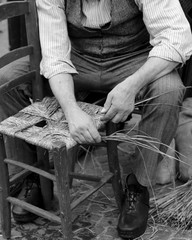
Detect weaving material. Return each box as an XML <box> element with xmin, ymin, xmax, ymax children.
<box><xmin>0</xmin><ymin>97</ymin><xmax>104</xmax><ymax>150</ymax></box>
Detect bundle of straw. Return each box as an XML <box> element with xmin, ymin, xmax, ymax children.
<box><xmin>150</xmin><ymin>180</ymin><xmax>192</xmax><ymax>230</ymax></box>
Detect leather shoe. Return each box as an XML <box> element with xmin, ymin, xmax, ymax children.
<box><xmin>12</xmin><ymin>175</ymin><xmax>43</xmax><ymax>223</ymax></box>
<box><xmin>10</xmin><ymin>181</ymin><xmax>23</xmax><ymax>197</ymax></box>
<box><xmin>117</xmin><ymin>175</ymin><xmax>149</xmax><ymax>239</ymax></box>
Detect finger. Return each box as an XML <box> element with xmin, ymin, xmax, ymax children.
<box><xmin>88</xmin><ymin>128</ymin><xmax>101</xmax><ymax>143</ymax></box>
<box><xmin>72</xmin><ymin>133</ymin><xmax>87</xmax><ymax>144</ymax></box>
<box><xmin>81</xmin><ymin>130</ymin><xmax>97</xmax><ymax>144</ymax></box>
<box><xmin>101</xmin><ymin>94</ymin><xmax>113</xmax><ymax>114</ymax></box>
<box><xmin>101</xmin><ymin>105</ymin><xmax>117</xmax><ymax>122</ymax></box>
<box><xmin>111</xmin><ymin>113</ymin><xmax>125</xmax><ymax>124</ymax></box>
<box><xmin>71</xmin><ymin>128</ymin><xmax>91</xmax><ymax>143</ymax></box>
<box><xmin>120</xmin><ymin>115</ymin><xmax>129</xmax><ymax>122</ymax></box>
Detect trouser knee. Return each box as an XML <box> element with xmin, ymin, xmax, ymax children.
<box><xmin>0</xmin><ymin>57</ymin><xmax>31</xmax><ymax>121</ymax></box>
<box><xmin>0</xmin><ymin>85</ymin><xmax>32</xmax><ymax>122</ymax></box>
<box><xmin>140</xmin><ymin>70</ymin><xmax>184</xmax><ymax>115</ymax></box>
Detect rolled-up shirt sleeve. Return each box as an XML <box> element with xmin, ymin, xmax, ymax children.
<box><xmin>135</xmin><ymin>0</ymin><xmax>192</xmax><ymax>65</ymax></box>
<box><xmin>36</xmin><ymin>0</ymin><xmax>78</xmax><ymax>79</ymax></box>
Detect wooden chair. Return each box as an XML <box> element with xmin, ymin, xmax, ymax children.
<box><xmin>0</xmin><ymin>1</ymin><xmax>123</xmax><ymax>239</ymax></box>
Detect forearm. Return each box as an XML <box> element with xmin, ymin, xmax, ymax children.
<box><xmin>101</xmin><ymin>57</ymin><xmax>180</xmax><ymax>123</ymax></box>
<box><xmin>49</xmin><ymin>73</ymin><xmax>78</xmax><ymax>119</ymax></box>
<box><xmin>125</xmin><ymin>57</ymin><xmax>179</xmax><ymax>94</ymax></box>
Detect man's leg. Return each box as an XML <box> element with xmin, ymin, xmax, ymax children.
<box><xmin>135</xmin><ymin>70</ymin><xmax>184</xmax><ymax>186</ymax></box>
<box><xmin>0</xmin><ymin>58</ymin><xmax>43</xmax><ymax>222</ymax></box>
<box><xmin>70</xmin><ymin>49</ymin><xmax>184</xmax><ymax>238</ymax></box>
<box><xmin>117</xmin><ymin>70</ymin><xmax>184</xmax><ymax>238</ymax></box>
<box><xmin>0</xmin><ymin>57</ymin><xmax>32</xmax><ymax>167</ymax></box>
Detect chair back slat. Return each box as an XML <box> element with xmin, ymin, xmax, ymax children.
<box><xmin>0</xmin><ymin>46</ymin><xmax>33</xmax><ymax>69</ymax></box>
<box><xmin>0</xmin><ymin>1</ymin><xmax>29</xmax><ymax>21</ymax></box>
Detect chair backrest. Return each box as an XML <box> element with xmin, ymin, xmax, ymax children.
<box><xmin>0</xmin><ymin>0</ymin><xmax>43</xmax><ymax>101</ymax></box>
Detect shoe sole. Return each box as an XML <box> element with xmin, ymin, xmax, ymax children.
<box><xmin>12</xmin><ymin>212</ymin><xmax>38</xmax><ymax>223</ymax></box>
<box><xmin>117</xmin><ymin>224</ymin><xmax>146</xmax><ymax>239</ymax></box>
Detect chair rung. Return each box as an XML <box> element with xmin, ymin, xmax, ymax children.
<box><xmin>7</xmin><ymin>197</ymin><xmax>61</xmax><ymax>224</ymax></box>
<box><xmin>69</xmin><ymin>172</ymin><xmax>112</xmax><ymax>183</ymax></box>
<box><xmin>0</xmin><ymin>46</ymin><xmax>33</xmax><ymax>68</ymax></box>
<box><xmin>10</xmin><ymin>168</ymin><xmax>30</xmax><ymax>185</ymax></box>
<box><xmin>71</xmin><ymin>172</ymin><xmax>113</xmax><ymax>210</ymax></box>
<box><xmin>7</xmin><ymin>173</ymin><xmax>113</xmax><ymax>222</ymax></box>
<box><xmin>69</xmin><ymin>172</ymin><xmax>101</xmax><ymax>182</ymax></box>
<box><xmin>4</xmin><ymin>158</ymin><xmax>56</xmax><ymax>182</ymax></box>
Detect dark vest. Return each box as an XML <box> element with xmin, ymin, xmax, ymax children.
<box><xmin>65</xmin><ymin>0</ymin><xmax>150</xmax><ymax>58</ymax></box>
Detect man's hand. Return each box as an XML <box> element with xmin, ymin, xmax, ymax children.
<box><xmin>100</xmin><ymin>56</ymin><xmax>180</xmax><ymax>124</ymax></box>
<box><xmin>67</xmin><ymin>106</ymin><xmax>101</xmax><ymax>144</ymax></box>
<box><xmin>49</xmin><ymin>73</ymin><xmax>101</xmax><ymax>144</ymax></box>
<box><xmin>101</xmin><ymin>80</ymin><xmax>136</xmax><ymax>123</ymax></box>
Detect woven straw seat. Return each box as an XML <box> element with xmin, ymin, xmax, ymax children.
<box><xmin>0</xmin><ymin>96</ymin><xmax>123</xmax><ymax>240</ymax></box>
<box><xmin>0</xmin><ymin>97</ymin><xmax>104</xmax><ymax>150</ymax></box>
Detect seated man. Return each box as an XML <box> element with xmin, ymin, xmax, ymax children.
<box><xmin>0</xmin><ymin>0</ymin><xmax>192</xmax><ymax>239</ymax></box>
<box><xmin>35</xmin><ymin>0</ymin><xmax>192</xmax><ymax>238</ymax></box>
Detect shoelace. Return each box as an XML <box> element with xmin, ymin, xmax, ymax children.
<box><xmin>127</xmin><ymin>191</ymin><xmax>138</xmax><ymax>211</ymax></box>
<box><xmin>24</xmin><ymin>179</ymin><xmax>35</xmax><ymax>198</ymax></box>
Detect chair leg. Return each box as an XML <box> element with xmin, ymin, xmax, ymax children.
<box><xmin>68</xmin><ymin>145</ymin><xmax>79</xmax><ymax>188</ymax></box>
<box><xmin>37</xmin><ymin>147</ymin><xmax>53</xmax><ymax>210</ymax></box>
<box><xmin>0</xmin><ymin>134</ymin><xmax>11</xmax><ymax>239</ymax></box>
<box><xmin>106</xmin><ymin>122</ymin><xmax>124</xmax><ymax>210</ymax></box>
<box><xmin>52</xmin><ymin>146</ymin><xmax>73</xmax><ymax>240</ymax></box>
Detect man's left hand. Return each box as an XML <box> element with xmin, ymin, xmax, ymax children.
<box><xmin>100</xmin><ymin>81</ymin><xmax>136</xmax><ymax>123</ymax></box>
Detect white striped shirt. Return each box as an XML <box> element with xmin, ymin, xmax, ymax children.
<box><xmin>82</xmin><ymin>0</ymin><xmax>111</xmax><ymax>29</ymax></box>
<box><xmin>36</xmin><ymin>0</ymin><xmax>192</xmax><ymax>79</ymax></box>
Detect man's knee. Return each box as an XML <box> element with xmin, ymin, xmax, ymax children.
<box><xmin>0</xmin><ymin>57</ymin><xmax>29</xmax><ymax>86</ymax></box>
<box><xmin>151</xmin><ymin>70</ymin><xmax>185</xmax><ymax>107</ymax></box>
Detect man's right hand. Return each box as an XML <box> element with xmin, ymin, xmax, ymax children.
<box><xmin>67</xmin><ymin>106</ymin><xmax>101</xmax><ymax>144</ymax></box>
<box><xmin>49</xmin><ymin>73</ymin><xmax>101</xmax><ymax>144</ymax></box>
